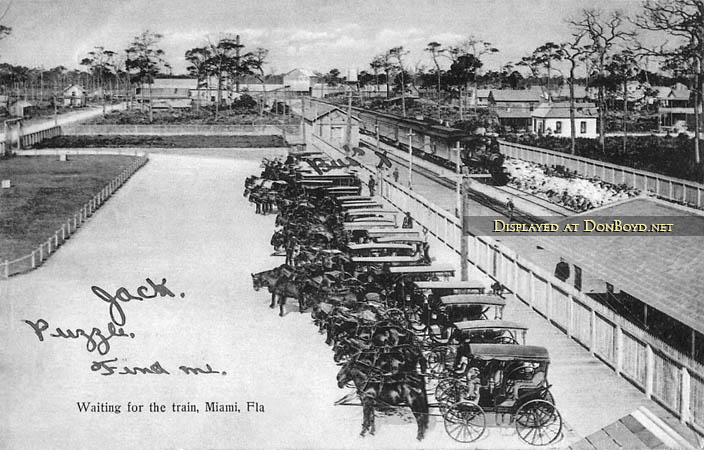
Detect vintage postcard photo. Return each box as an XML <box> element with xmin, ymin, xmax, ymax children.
<box><xmin>1</xmin><ymin>0</ymin><xmax>703</xmax><ymax>448</ymax></box>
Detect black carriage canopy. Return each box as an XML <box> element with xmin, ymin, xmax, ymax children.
<box><xmin>347</xmin><ymin>243</ymin><xmax>415</xmax><ymax>251</ymax></box>
<box><xmin>468</xmin><ymin>344</ymin><xmax>550</xmax><ymax>362</ymax></box>
<box><xmin>388</xmin><ymin>264</ymin><xmax>455</xmax><ymax>274</ymax></box>
<box><xmin>374</xmin><ymin>236</ymin><xmax>425</xmax><ymax>244</ymax></box>
<box><xmin>413</xmin><ymin>280</ymin><xmax>487</xmax><ymax>290</ymax></box>
<box><xmin>439</xmin><ymin>294</ymin><xmax>506</xmax><ymax>306</ymax></box>
<box><xmin>453</xmin><ymin>319</ymin><xmax>528</xmax><ymax>332</ymax></box>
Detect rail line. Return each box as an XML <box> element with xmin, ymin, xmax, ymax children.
<box><xmin>358</xmin><ymin>137</ymin><xmax>560</xmax><ymax>226</ymax></box>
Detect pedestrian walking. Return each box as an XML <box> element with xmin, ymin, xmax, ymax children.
<box><xmin>392</xmin><ymin>167</ymin><xmax>399</xmax><ymax>183</ymax></box>
<box><xmin>402</xmin><ymin>211</ymin><xmax>414</xmax><ymax>229</ymax></box>
<box><xmin>368</xmin><ymin>175</ymin><xmax>376</xmax><ymax>196</ymax></box>
<box><xmin>506</xmin><ymin>197</ymin><xmax>515</xmax><ymax>222</ymax></box>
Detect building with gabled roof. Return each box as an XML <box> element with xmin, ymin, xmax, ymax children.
<box><xmin>531</xmin><ymin>102</ymin><xmax>598</xmax><ymax>138</ymax></box>
<box><xmin>284</xmin><ymin>68</ymin><xmax>317</xmax><ymax>92</ymax></box>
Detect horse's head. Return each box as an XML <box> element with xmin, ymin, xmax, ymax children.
<box><xmin>251</xmin><ymin>273</ymin><xmax>263</xmax><ymax>291</ymax></box>
<box><xmin>336</xmin><ymin>360</ymin><xmax>356</xmax><ymax>388</ymax></box>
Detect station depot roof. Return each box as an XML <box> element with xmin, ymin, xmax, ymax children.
<box><xmin>536</xmin><ymin>196</ymin><xmax>704</xmax><ymax>335</ymax></box>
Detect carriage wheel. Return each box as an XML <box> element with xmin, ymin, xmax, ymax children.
<box><xmin>443</xmin><ymin>401</ymin><xmax>486</xmax><ymax>443</ymax></box>
<box><xmin>514</xmin><ymin>399</ymin><xmax>562</xmax><ymax>446</ymax></box>
<box><xmin>385</xmin><ymin>308</ymin><xmax>406</xmax><ymax>324</ymax></box>
<box><xmin>427</xmin><ymin>347</ymin><xmax>450</xmax><ymax>378</ymax></box>
<box><xmin>406</xmin><ymin>307</ymin><xmax>427</xmax><ymax>332</ymax></box>
<box><xmin>435</xmin><ymin>377</ymin><xmax>467</xmax><ymax>416</ymax></box>
<box><xmin>543</xmin><ymin>389</ymin><xmax>555</xmax><ymax>405</ymax></box>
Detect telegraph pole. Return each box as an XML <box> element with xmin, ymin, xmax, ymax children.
<box><xmin>454</xmin><ymin>141</ymin><xmax>462</xmax><ymax>216</ymax></box>
<box><xmin>407</xmin><ymin>129</ymin><xmax>415</xmax><ymax>189</ymax></box>
<box><xmin>460</xmin><ymin>171</ymin><xmax>470</xmax><ymax>281</ymax></box>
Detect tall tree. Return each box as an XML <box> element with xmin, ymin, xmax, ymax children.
<box><xmin>607</xmin><ymin>49</ymin><xmax>641</xmax><ymax>154</ymax></box>
<box><xmin>370</xmin><ymin>55</ymin><xmax>385</xmax><ymax>93</ymax></box>
<box><xmin>81</xmin><ymin>46</ymin><xmax>117</xmax><ymax>112</ymax></box>
<box><xmin>570</xmin><ymin>9</ymin><xmax>635</xmax><ymax>151</ymax></box>
<box><xmin>425</xmin><ymin>41</ymin><xmax>444</xmax><ymax>105</ymax></box>
<box><xmin>125</xmin><ymin>30</ymin><xmax>170</xmax><ymax>122</ymax></box>
<box><xmin>388</xmin><ymin>46</ymin><xmax>409</xmax><ymax>116</ymax></box>
<box><xmin>184</xmin><ymin>46</ymin><xmax>210</xmax><ymax>110</ymax></box>
<box><xmin>207</xmin><ymin>36</ymin><xmax>241</xmax><ymax>116</ymax></box>
<box><xmin>635</xmin><ymin>0</ymin><xmax>704</xmax><ymax>167</ymax></box>
<box><xmin>560</xmin><ymin>30</ymin><xmax>590</xmax><ymax>154</ymax></box>
<box><xmin>446</xmin><ymin>53</ymin><xmax>483</xmax><ymax>121</ymax></box>
<box><xmin>531</xmin><ymin>42</ymin><xmax>565</xmax><ymax>94</ymax></box>
<box><xmin>247</xmin><ymin>47</ymin><xmax>269</xmax><ymax>116</ymax></box>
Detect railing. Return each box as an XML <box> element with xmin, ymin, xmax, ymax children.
<box><xmin>1</xmin><ymin>104</ymin><xmax>129</xmax><ymax>153</ymax></box>
<box><xmin>62</xmin><ymin>123</ymin><xmax>302</xmax><ymax>136</ymax></box>
<box><xmin>313</xmin><ymin>131</ymin><xmax>704</xmax><ymax>435</ymax></box>
<box><xmin>499</xmin><ymin>140</ymin><xmax>704</xmax><ymax>209</ymax></box>
<box><xmin>1</xmin><ymin>150</ymin><xmax>149</xmax><ymax>278</ymax></box>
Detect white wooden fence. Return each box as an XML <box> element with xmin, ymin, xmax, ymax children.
<box><xmin>313</xmin><ymin>132</ymin><xmax>704</xmax><ymax>435</ymax></box>
<box><xmin>499</xmin><ymin>140</ymin><xmax>704</xmax><ymax>209</ymax></box>
<box><xmin>1</xmin><ymin>150</ymin><xmax>148</xmax><ymax>278</ymax></box>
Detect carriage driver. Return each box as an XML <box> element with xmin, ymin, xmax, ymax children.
<box><xmin>454</xmin><ymin>338</ymin><xmax>482</xmax><ymax>401</ymax></box>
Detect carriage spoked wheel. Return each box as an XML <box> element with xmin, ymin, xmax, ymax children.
<box><xmin>406</xmin><ymin>308</ymin><xmax>427</xmax><ymax>332</ymax></box>
<box><xmin>443</xmin><ymin>401</ymin><xmax>486</xmax><ymax>443</ymax></box>
<box><xmin>427</xmin><ymin>347</ymin><xmax>450</xmax><ymax>378</ymax></box>
<box><xmin>384</xmin><ymin>308</ymin><xmax>406</xmax><ymax>324</ymax></box>
<box><xmin>514</xmin><ymin>399</ymin><xmax>562</xmax><ymax>446</ymax></box>
<box><xmin>435</xmin><ymin>377</ymin><xmax>467</xmax><ymax>416</ymax></box>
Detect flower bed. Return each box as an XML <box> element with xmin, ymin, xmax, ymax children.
<box><xmin>505</xmin><ymin>158</ymin><xmax>640</xmax><ymax>212</ymax></box>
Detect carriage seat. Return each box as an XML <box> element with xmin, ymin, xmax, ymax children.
<box><xmin>509</xmin><ymin>370</ymin><xmax>546</xmax><ymax>400</ymax></box>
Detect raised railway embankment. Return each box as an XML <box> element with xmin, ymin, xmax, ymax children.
<box><xmin>310</xmin><ymin>126</ymin><xmax>704</xmax><ymax>443</ymax></box>
<box><xmin>324</xmin><ymin>99</ymin><xmax>704</xmax><ymax>211</ymax></box>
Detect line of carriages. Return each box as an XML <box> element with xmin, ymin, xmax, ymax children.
<box><xmin>245</xmin><ymin>150</ymin><xmax>562</xmax><ymax>446</ymax></box>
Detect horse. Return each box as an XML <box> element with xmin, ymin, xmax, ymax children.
<box><xmin>270</xmin><ymin>274</ymin><xmax>316</xmax><ymax>317</ymax></box>
<box><xmin>336</xmin><ymin>359</ymin><xmax>429</xmax><ymax>440</ymax></box>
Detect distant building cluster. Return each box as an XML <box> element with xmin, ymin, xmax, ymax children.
<box><xmin>465</xmin><ymin>82</ymin><xmax>699</xmax><ymax>137</ymax></box>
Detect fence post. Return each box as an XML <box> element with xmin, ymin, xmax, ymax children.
<box><xmin>567</xmin><ymin>296</ymin><xmax>574</xmax><ymax>338</ymax></box>
<box><xmin>590</xmin><ymin>309</ymin><xmax>597</xmax><ymax>355</ymax></box>
<box><xmin>39</xmin><ymin>245</ymin><xmax>43</xmax><ymax>262</ymax></box>
<box><xmin>680</xmin><ymin>367</ymin><xmax>691</xmax><ymax>424</ymax></box>
<box><xmin>3</xmin><ymin>260</ymin><xmax>8</xmax><ymax>278</ymax></box>
<box><xmin>31</xmin><ymin>251</ymin><xmax>36</xmax><ymax>269</ymax></box>
<box><xmin>528</xmin><ymin>271</ymin><xmax>535</xmax><ymax>308</ymax></box>
<box><xmin>615</xmin><ymin>324</ymin><xmax>623</xmax><ymax>375</ymax></box>
<box><xmin>61</xmin><ymin>224</ymin><xmax>66</xmax><ymax>240</ymax></box>
<box><xmin>645</xmin><ymin>344</ymin><xmax>654</xmax><ymax>399</ymax></box>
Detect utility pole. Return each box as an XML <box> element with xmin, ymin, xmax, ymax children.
<box><xmin>455</xmin><ymin>141</ymin><xmax>462</xmax><ymax>216</ymax></box>
<box><xmin>344</xmin><ymin>85</ymin><xmax>353</xmax><ymax>153</ymax></box>
<box><xmin>460</xmin><ymin>171</ymin><xmax>470</xmax><ymax>281</ymax></box>
<box><xmin>407</xmin><ymin>129</ymin><xmax>415</xmax><ymax>189</ymax></box>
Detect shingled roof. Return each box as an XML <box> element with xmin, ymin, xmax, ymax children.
<box><xmin>536</xmin><ymin>197</ymin><xmax>704</xmax><ymax>334</ymax></box>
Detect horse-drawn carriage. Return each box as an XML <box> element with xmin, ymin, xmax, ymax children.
<box><xmin>435</xmin><ymin>343</ymin><xmax>561</xmax><ymax>445</ymax></box>
<box><xmin>426</xmin><ymin>319</ymin><xmax>529</xmax><ymax>378</ymax></box>
<box><xmin>408</xmin><ymin>293</ymin><xmax>507</xmax><ymax>344</ymax></box>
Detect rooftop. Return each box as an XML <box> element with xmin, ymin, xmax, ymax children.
<box><xmin>531</xmin><ymin>102</ymin><xmax>598</xmax><ymax>119</ymax></box>
<box><xmin>537</xmin><ymin>197</ymin><xmax>704</xmax><ymax>334</ymax></box>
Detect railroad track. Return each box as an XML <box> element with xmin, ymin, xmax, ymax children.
<box><xmin>359</xmin><ymin>138</ymin><xmax>553</xmax><ymax>225</ymax></box>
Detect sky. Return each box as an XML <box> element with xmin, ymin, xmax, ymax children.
<box><xmin>0</xmin><ymin>0</ymin><xmax>649</xmax><ymax>75</ymax></box>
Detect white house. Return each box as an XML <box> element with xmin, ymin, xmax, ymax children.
<box><xmin>63</xmin><ymin>85</ymin><xmax>86</xmax><ymax>107</ymax></box>
<box><xmin>531</xmin><ymin>102</ymin><xmax>598</xmax><ymax>138</ymax></box>
<box><xmin>283</xmin><ymin>68</ymin><xmax>316</xmax><ymax>92</ymax></box>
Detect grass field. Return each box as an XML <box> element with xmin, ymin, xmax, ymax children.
<box><xmin>35</xmin><ymin>134</ymin><xmax>286</xmax><ymax>148</ymax></box>
<box><xmin>0</xmin><ymin>155</ymin><xmax>138</xmax><ymax>261</ymax></box>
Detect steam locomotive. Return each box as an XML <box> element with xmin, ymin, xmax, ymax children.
<box><xmin>460</xmin><ymin>135</ymin><xmax>509</xmax><ymax>186</ymax></box>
